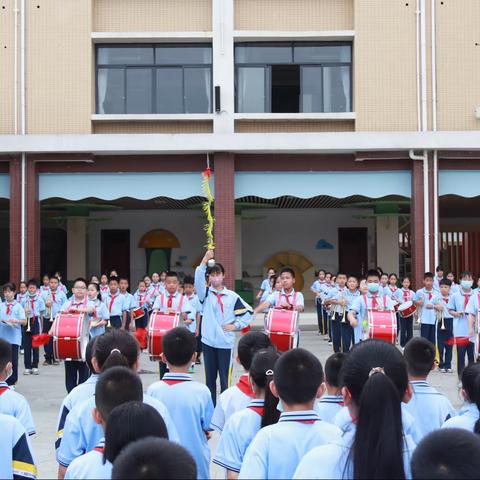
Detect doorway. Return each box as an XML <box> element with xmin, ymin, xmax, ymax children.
<box><xmin>101</xmin><ymin>230</ymin><xmax>130</xmax><ymax>278</ymax></box>
<box><xmin>338</xmin><ymin>227</ymin><xmax>368</xmax><ymax>277</ymax></box>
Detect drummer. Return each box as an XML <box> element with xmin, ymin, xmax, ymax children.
<box><xmin>324</xmin><ymin>272</ymin><xmax>349</xmax><ymax>353</ymax></box>
<box><xmin>133</xmin><ymin>280</ymin><xmax>152</xmax><ymax>330</ymax></box>
<box><xmin>394</xmin><ymin>276</ymin><xmax>416</xmax><ymax>347</ymax></box>
<box><xmin>414</xmin><ymin>272</ymin><xmax>440</xmax><ymax>346</ymax></box>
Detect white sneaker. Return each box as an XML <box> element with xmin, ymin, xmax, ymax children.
<box><xmin>23</xmin><ymin>369</ymin><xmax>32</xmax><ymax>375</ymax></box>
<box><xmin>20</xmin><ymin>349</ymin><xmax>24</xmax><ymax>355</ymax></box>
<box><xmin>32</xmin><ymin>368</ymin><xmax>39</xmax><ymax>375</ymax></box>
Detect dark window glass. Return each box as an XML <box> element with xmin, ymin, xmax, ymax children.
<box><xmin>97</xmin><ymin>68</ymin><xmax>125</xmax><ymax>114</ymax></box>
<box><xmin>156</xmin><ymin>68</ymin><xmax>183</xmax><ymax>113</ymax></box>
<box><xmin>97</xmin><ymin>46</ymin><xmax>154</xmax><ymax>65</ymax></box>
<box><xmin>236</xmin><ymin>67</ymin><xmax>267</xmax><ymax>113</ymax></box>
<box><xmin>126</xmin><ymin>69</ymin><xmax>152</xmax><ymax>113</ymax></box>
<box><xmin>294</xmin><ymin>45</ymin><xmax>351</xmax><ymax>64</ymax></box>
<box><xmin>155</xmin><ymin>46</ymin><xmax>212</xmax><ymax>65</ymax></box>
<box><xmin>301</xmin><ymin>66</ymin><xmax>323</xmax><ymax>113</ymax></box>
<box><xmin>271</xmin><ymin>65</ymin><xmax>300</xmax><ymax>113</ymax></box>
<box><xmin>185</xmin><ymin>67</ymin><xmax>212</xmax><ymax>113</ymax></box>
<box><xmin>235</xmin><ymin>44</ymin><xmax>292</xmax><ymax>64</ymax></box>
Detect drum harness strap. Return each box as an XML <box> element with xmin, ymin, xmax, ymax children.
<box><xmin>275</xmin><ymin>291</ymin><xmax>297</xmax><ymax>310</ymax></box>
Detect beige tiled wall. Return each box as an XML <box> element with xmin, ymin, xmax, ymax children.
<box><xmin>354</xmin><ymin>0</ymin><xmax>418</xmax><ymax>131</ymax></box>
<box><xmin>93</xmin><ymin>0</ymin><xmax>212</xmax><ymax>32</ymax></box>
<box><xmin>235</xmin><ymin>120</ymin><xmax>355</xmax><ymax>132</ymax></box>
<box><xmin>235</xmin><ymin>0</ymin><xmax>353</xmax><ymax>31</ymax></box>
<box><xmin>1</xmin><ymin>1</ymin><xmax>15</xmax><ymax>134</ymax></box>
<box><xmin>93</xmin><ymin>121</ymin><xmax>213</xmax><ymax>133</ymax></box>
<box><xmin>27</xmin><ymin>0</ymin><xmax>93</xmax><ymax>134</ymax></box>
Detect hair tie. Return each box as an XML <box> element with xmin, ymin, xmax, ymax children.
<box><xmin>265</xmin><ymin>369</ymin><xmax>274</xmax><ymax>376</ymax></box>
<box><xmin>110</xmin><ymin>348</ymin><xmax>121</xmax><ymax>355</ymax></box>
<box><xmin>369</xmin><ymin>367</ymin><xmax>385</xmax><ymax>377</ymax></box>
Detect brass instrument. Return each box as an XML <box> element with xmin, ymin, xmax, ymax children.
<box><xmin>46</xmin><ymin>293</ymin><xmax>53</xmax><ymax>321</ymax></box>
<box><xmin>341</xmin><ymin>305</ymin><xmax>347</xmax><ymax>323</ymax></box>
<box><xmin>103</xmin><ymin>297</ymin><xmax>112</xmax><ymax>328</ymax></box>
<box><xmin>436</xmin><ymin>302</ymin><xmax>446</xmax><ymax>330</ymax></box>
<box><xmin>24</xmin><ymin>301</ymin><xmax>31</xmax><ymax>332</ymax></box>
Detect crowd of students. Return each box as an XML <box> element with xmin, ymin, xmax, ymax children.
<box><xmin>1</xmin><ymin>253</ymin><xmax>480</xmax><ymax>478</ymax></box>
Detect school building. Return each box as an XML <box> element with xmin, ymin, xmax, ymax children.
<box><xmin>1</xmin><ymin>0</ymin><xmax>480</xmax><ymax>297</ymax></box>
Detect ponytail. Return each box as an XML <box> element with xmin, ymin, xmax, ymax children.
<box><xmin>474</xmin><ymin>374</ymin><xmax>480</xmax><ymax>435</ymax></box>
<box><xmin>102</xmin><ymin>349</ymin><xmax>129</xmax><ymax>370</ymax></box>
<box><xmin>262</xmin><ymin>370</ymin><xmax>279</xmax><ymax>428</ymax></box>
<box><xmin>461</xmin><ymin>363</ymin><xmax>480</xmax><ymax>435</ymax></box>
<box><xmin>93</xmin><ymin>329</ymin><xmax>139</xmax><ymax>371</ymax></box>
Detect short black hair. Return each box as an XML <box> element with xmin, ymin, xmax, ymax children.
<box><xmin>27</xmin><ymin>278</ymin><xmax>39</xmax><ymax>288</ymax></box>
<box><xmin>85</xmin><ymin>336</ymin><xmax>97</xmax><ymax>373</ymax></box>
<box><xmin>183</xmin><ymin>275</ymin><xmax>194</xmax><ymax>286</ymax></box>
<box><xmin>435</xmin><ymin>266</ymin><xmax>443</xmax><ymax>273</ymax></box>
<box><xmin>424</xmin><ymin>272</ymin><xmax>434</xmax><ymax>280</ymax></box>
<box><xmin>112</xmin><ymin>438</ymin><xmax>197</xmax><ymax>480</ymax></box>
<box><xmin>95</xmin><ymin>367</ymin><xmax>143</xmax><ymax>421</ymax></box>
<box><xmin>439</xmin><ymin>278</ymin><xmax>452</xmax><ymax>287</ymax></box>
<box><xmin>336</xmin><ymin>272</ymin><xmax>347</xmax><ymax>278</ymax></box>
<box><xmin>274</xmin><ymin>348</ymin><xmax>323</xmax><ymax>405</ymax></box>
<box><xmin>411</xmin><ymin>428</ymin><xmax>480</xmax><ymax>479</ymax></box>
<box><xmin>403</xmin><ymin>337</ymin><xmax>435</xmax><ymax>377</ymax></box>
<box><xmin>2</xmin><ymin>282</ymin><xmax>16</xmax><ymax>292</ymax></box>
<box><xmin>237</xmin><ymin>331</ymin><xmax>272</xmax><ymax>371</ymax></box>
<box><xmin>165</xmin><ymin>271</ymin><xmax>178</xmax><ymax>279</ymax></box>
<box><xmin>207</xmin><ymin>263</ymin><xmax>225</xmax><ymax>276</ymax></box>
<box><xmin>0</xmin><ymin>339</ymin><xmax>12</xmax><ymax>372</ymax></box>
<box><xmin>109</xmin><ymin>276</ymin><xmax>119</xmax><ymax>284</ymax></box>
<box><xmin>105</xmin><ymin>401</ymin><xmax>168</xmax><ymax>464</ymax></box>
<box><xmin>72</xmin><ymin>277</ymin><xmax>87</xmax><ymax>287</ymax></box>
<box><xmin>460</xmin><ymin>271</ymin><xmax>473</xmax><ymax>279</ymax></box>
<box><xmin>366</xmin><ymin>269</ymin><xmax>380</xmax><ymax>280</ymax></box>
<box><xmin>280</xmin><ymin>267</ymin><xmax>295</xmax><ymax>278</ymax></box>
<box><xmin>118</xmin><ymin>276</ymin><xmax>129</xmax><ymax>283</ymax></box>
<box><xmin>324</xmin><ymin>352</ymin><xmax>346</xmax><ymax>388</ymax></box>
<box><xmin>162</xmin><ymin>327</ymin><xmax>196</xmax><ymax>366</ymax></box>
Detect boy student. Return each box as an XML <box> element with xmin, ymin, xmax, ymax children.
<box><xmin>0</xmin><ymin>283</ymin><xmax>26</xmax><ymax>384</ymax></box>
<box><xmin>414</xmin><ymin>272</ymin><xmax>440</xmax><ymax>345</ymax></box>
<box><xmin>238</xmin><ymin>348</ymin><xmax>340</xmax><ymax>479</ymax></box>
<box><xmin>448</xmin><ymin>271</ymin><xmax>476</xmax><ymax>377</ymax></box>
<box><xmin>103</xmin><ymin>276</ymin><xmax>126</xmax><ymax>329</ymax></box>
<box><xmin>403</xmin><ymin>337</ymin><xmax>456</xmax><ymax>438</ymax></box>
<box><xmin>315</xmin><ymin>352</ymin><xmax>346</xmax><ymax>424</ymax></box>
<box><xmin>466</xmin><ymin>282</ymin><xmax>480</xmax><ymax>362</ymax></box>
<box><xmin>311</xmin><ymin>269</ymin><xmax>328</xmax><ymax>335</ymax></box>
<box><xmin>0</xmin><ymin>339</ymin><xmax>35</xmax><ymax>435</ymax></box>
<box><xmin>41</xmin><ymin>275</ymin><xmax>67</xmax><ymax>366</ymax></box>
<box><xmin>133</xmin><ymin>279</ymin><xmax>151</xmax><ymax>329</ymax></box>
<box><xmin>147</xmin><ymin>328</ymin><xmax>214</xmax><ymax>480</ymax></box>
<box><xmin>21</xmin><ymin>279</ymin><xmax>46</xmax><ymax>375</ymax></box>
<box><xmin>324</xmin><ymin>272</ymin><xmax>348</xmax><ymax>353</ymax></box>
<box><xmin>195</xmin><ymin>250</ymin><xmax>253</xmax><ymax>404</ymax></box>
<box><xmin>435</xmin><ymin>278</ymin><xmax>454</xmax><ymax>372</ymax></box>
<box><xmin>119</xmin><ymin>277</ymin><xmax>135</xmax><ymax>331</ymax></box>
<box><xmin>342</xmin><ymin>275</ymin><xmax>360</xmax><ymax>351</ymax></box>
<box><xmin>211</xmin><ymin>331</ymin><xmax>271</xmax><ymax>432</ymax></box>
<box><xmin>183</xmin><ymin>276</ymin><xmax>201</xmax><ymax>368</ymax></box>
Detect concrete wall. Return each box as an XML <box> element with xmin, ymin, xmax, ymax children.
<box><xmin>376</xmin><ymin>215</ymin><xmax>399</xmax><ymax>275</ymax></box>
<box><xmin>0</xmin><ymin>0</ymin><xmax>15</xmax><ymax>135</ymax></box>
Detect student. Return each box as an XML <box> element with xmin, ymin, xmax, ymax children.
<box><xmin>436</xmin><ymin>278</ymin><xmax>454</xmax><ymax>372</ymax></box>
<box><xmin>119</xmin><ymin>277</ymin><xmax>135</xmax><ymax>331</ymax></box>
<box><xmin>211</xmin><ymin>331</ymin><xmax>271</xmax><ymax>432</ymax></box>
<box><xmin>16</xmin><ymin>281</ymin><xmax>28</xmax><ymax>306</ymax></box>
<box><xmin>40</xmin><ymin>274</ymin><xmax>50</xmax><ymax>295</ymax></box>
<box><xmin>99</xmin><ymin>274</ymin><xmax>109</xmax><ymax>296</ymax></box>
<box><xmin>103</xmin><ymin>276</ymin><xmax>126</xmax><ymax>329</ymax></box>
<box><xmin>315</xmin><ymin>352</ymin><xmax>346</xmax><ymax>423</ymax></box>
<box><xmin>342</xmin><ymin>275</ymin><xmax>360</xmax><ymax>352</ymax></box>
<box><xmin>20</xmin><ymin>279</ymin><xmax>46</xmax><ymax>375</ymax></box>
<box><xmin>195</xmin><ymin>250</ymin><xmax>253</xmax><ymax>404</ymax></box>
<box><xmin>0</xmin><ymin>283</ymin><xmax>26</xmax><ymax>385</ymax></box>
<box><xmin>0</xmin><ymin>339</ymin><xmax>35</xmax><ymax>435</ymax></box>
<box><xmin>403</xmin><ymin>337</ymin><xmax>456</xmax><ymax>438</ymax></box>
<box><xmin>442</xmin><ymin>363</ymin><xmax>480</xmax><ymax>432</ymax></box>
<box><xmin>414</xmin><ymin>272</ymin><xmax>439</xmax><ymax>345</ymax></box>
<box><xmin>147</xmin><ymin>327</ymin><xmax>213</xmax><ymax>479</ymax></box>
<box><xmin>294</xmin><ymin>339</ymin><xmax>416</xmax><ymax>480</ymax></box>
<box><xmin>257</xmin><ymin>268</ymin><xmax>275</xmax><ymax>300</ymax></box>
<box><xmin>411</xmin><ymin>428</ymin><xmax>480</xmax><ymax>479</ymax></box>
<box><xmin>238</xmin><ymin>348</ymin><xmax>340</xmax><ymax>479</ymax></box>
<box><xmin>0</xmin><ymin>413</ymin><xmax>36</xmax><ymax>480</ymax></box>
<box><xmin>324</xmin><ymin>273</ymin><xmax>349</xmax><ymax>353</ymax></box>
<box><xmin>394</xmin><ymin>277</ymin><xmax>416</xmax><ymax>347</ymax></box>
<box><xmin>448</xmin><ymin>271</ymin><xmax>475</xmax><ymax>378</ymax></box>
<box><xmin>433</xmin><ymin>265</ymin><xmax>444</xmax><ymax>292</ymax></box>
<box><xmin>467</xmin><ymin>283</ymin><xmax>480</xmax><ymax>362</ymax></box>
<box><xmin>446</xmin><ymin>270</ymin><xmax>460</xmax><ymax>294</ymax></box>
<box><xmin>55</xmin><ymin>271</ymin><xmax>68</xmax><ymax>294</ymax></box>
<box><xmin>88</xmin><ymin>282</ymin><xmax>110</xmax><ymax>338</ymax></box>
<box><xmin>133</xmin><ymin>280</ymin><xmax>151</xmax><ymax>330</ymax></box>
<box><xmin>310</xmin><ymin>269</ymin><xmax>328</xmax><ymax>335</ymax></box>
<box><xmin>56</xmin><ymin>329</ymin><xmax>179</xmax><ymax>478</ymax></box>
<box><xmin>89</xmin><ymin>275</ymin><xmax>99</xmax><ymax>284</ymax></box>
<box><xmin>148</xmin><ymin>272</ymin><xmax>165</xmax><ymax>301</ymax></box>
<box><xmin>379</xmin><ymin>273</ymin><xmax>389</xmax><ymax>295</ymax></box>
<box><xmin>214</xmin><ymin>348</ymin><xmax>281</xmax><ymax>478</ymax></box>
<box><xmin>112</xmin><ymin>437</ymin><xmax>197</xmax><ymax>480</ymax></box>
<box><xmin>183</xmin><ymin>276</ymin><xmax>200</xmax><ymax>334</ymax></box>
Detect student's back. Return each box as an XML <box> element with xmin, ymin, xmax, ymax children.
<box><xmin>0</xmin><ymin>382</ymin><xmax>35</xmax><ymax>436</ymax></box>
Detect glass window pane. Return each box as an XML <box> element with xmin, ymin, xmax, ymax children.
<box><xmin>294</xmin><ymin>45</ymin><xmax>351</xmax><ymax>64</ymax></box>
<box><xmin>235</xmin><ymin>44</ymin><xmax>292</xmax><ymax>64</ymax></box>
<box><xmin>301</xmin><ymin>66</ymin><xmax>323</xmax><ymax>112</ymax></box>
<box><xmin>184</xmin><ymin>68</ymin><xmax>212</xmax><ymax>113</ymax></box>
<box><xmin>97</xmin><ymin>46</ymin><xmax>154</xmax><ymax>65</ymax></box>
<box><xmin>156</xmin><ymin>68</ymin><xmax>183</xmax><ymax>113</ymax></box>
<box><xmin>155</xmin><ymin>46</ymin><xmax>212</xmax><ymax>65</ymax></box>
<box><xmin>323</xmin><ymin>66</ymin><xmax>351</xmax><ymax>112</ymax></box>
<box><xmin>236</xmin><ymin>67</ymin><xmax>266</xmax><ymax>113</ymax></box>
<box><xmin>126</xmin><ymin>69</ymin><xmax>152</xmax><ymax>113</ymax></box>
<box><xmin>97</xmin><ymin>68</ymin><xmax>125</xmax><ymax>114</ymax></box>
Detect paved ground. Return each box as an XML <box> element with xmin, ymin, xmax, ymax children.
<box><xmin>15</xmin><ymin>312</ymin><xmax>463</xmax><ymax>479</ymax></box>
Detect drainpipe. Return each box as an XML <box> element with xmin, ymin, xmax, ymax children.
<box><xmin>20</xmin><ymin>0</ymin><xmax>26</xmax><ymax>280</ymax></box>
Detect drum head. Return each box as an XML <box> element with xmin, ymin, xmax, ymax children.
<box><xmin>399</xmin><ymin>300</ymin><xmax>413</xmax><ymax>311</ymax></box>
<box><xmin>80</xmin><ymin>316</ymin><xmax>89</xmax><ymax>361</ymax></box>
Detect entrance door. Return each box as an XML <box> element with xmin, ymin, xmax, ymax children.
<box><xmin>101</xmin><ymin>230</ymin><xmax>130</xmax><ymax>279</ymax></box>
<box><xmin>338</xmin><ymin>228</ymin><xmax>368</xmax><ymax>277</ymax></box>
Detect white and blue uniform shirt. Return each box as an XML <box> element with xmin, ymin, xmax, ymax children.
<box><xmin>40</xmin><ymin>289</ymin><xmax>67</xmax><ymax>319</ymax></box>
<box><xmin>433</xmin><ymin>276</ymin><xmax>444</xmax><ymax>293</ymax></box>
<box><xmin>394</xmin><ymin>288</ymin><xmax>415</xmax><ymax>305</ymax></box>
<box><xmin>152</xmin><ymin>291</ymin><xmax>194</xmax><ymax>322</ymax></box>
<box><xmin>64</xmin><ymin>439</ymin><xmax>111</xmax><ymax>480</ymax></box>
<box><xmin>121</xmin><ymin>291</ymin><xmax>135</xmax><ymax>312</ymax></box>
<box><xmin>213</xmin><ymin>399</ymin><xmax>264</xmax><ymax>473</ymax></box>
<box><xmin>442</xmin><ymin>402</ymin><xmax>478</xmax><ymax>432</ymax></box>
<box><xmin>466</xmin><ymin>292</ymin><xmax>480</xmax><ymax>319</ymax></box>
<box><xmin>448</xmin><ymin>290</ymin><xmax>474</xmax><ymax>338</ymax></box>
<box><xmin>310</xmin><ymin>280</ymin><xmax>326</xmax><ymax>298</ymax></box>
<box><xmin>16</xmin><ymin>293</ymin><xmax>27</xmax><ymax>305</ymax></box>
<box><xmin>133</xmin><ymin>290</ymin><xmax>152</xmax><ymax>309</ymax></box>
<box><xmin>184</xmin><ymin>294</ymin><xmax>200</xmax><ymax>333</ymax></box>
<box><xmin>195</xmin><ymin>264</ymin><xmax>253</xmax><ymax>349</ymax></box>
<box><xmin>148</xmin><ymin>282</ymin><xmax>165</xmax><ymax>301</ymax></box>
<box><xmin>101</xmin><ymin>291</ymin><xmax>125</xmax><ymax>317</ymax></box>
<box><xmin>437</xmin><ymin>294</ymin><xmax>453</xmax><ymax>319</ymax></box>
<box><xmin>0</xmin><ymin>382</ymin><xmax>35</xmax><ymax>435</ymax></box>
<box><xmin>147</xmin><ymin>373</ymin><xmax>214</xmax><ymax>480</ymax></box>
<box><xmin>238</xmin><ymin>410</ymin><xmax>341</xmax><ymax>479</ymax></box>
<box><xmin>88</xmin><ymin>300</ymin><xmax>110</xmax><ymax>338</ymax></box>
<box><xmin>0</xmin><ymin>413</ymin><xmax>36</xmax><ymax>480</ymax></box>
<box><xmin>404</xmin><ymin>380</ymin><xmax>456</xmax><ymax>439</ymax></box>
<box><xmin>259</xmin><ymin>278</ymin><xmax>270</xmax><ymax>293</ymax></box>
<box><xmin>414</xmin><ymin>288</ymin><xmax>440</xmax><ymax>325</ymax></box>
<box><xmin>20</xmin><ymin>294</ymin><xmax>45</xmax><ymax>320</ymax></box>
<box><xmin>0</xmin><ymin>301</ymin><xmax>25</xmax><ymax>346</ymax></box>
<box><xmin>265</xmin><ymin>289</ymin><xmax>305</xmax><ymax>310</ymax></box>
<box><xmin>315</xmin><ymin>395</ymin><xmax>344</xmax><ymax>424</ymax></box>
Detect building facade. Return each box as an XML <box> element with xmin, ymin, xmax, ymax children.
<box><xmin>0</xmin><ymin>0</ymin><xmax>480</xmax><ymax>294</ymax></box>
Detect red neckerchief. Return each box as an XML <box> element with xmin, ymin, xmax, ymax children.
<box><xmin>108</xmin><ymin>293</ymin><xmax>118</xmax><ymax>313</ymax></box>
<box><xmin>6</xmin><ymin>303</ymin><xmax>13</xmax><ymax>315</ymax></box>
<box><xmin>212</xmin><ymin>292</ymin><xmax>224</xmax><ymax>314</ymax></box>
<box><xmin>403</xmin><ymin>289</ymin><xmax>409</xmax><ymax>302</ymax></box>
<box><xmin>167</xmin><ymin>295</ymin><xmax>174</xmax><ymax>309</ymax></box>
<box><xmin>0</xmin><ymin>386</ymin><xmax>9</xmax><ymax>395</ymax></box>
<box><xmin>236</xmin><ymin>374</ymin><xmax>255</xmax><ymax>398</ymax></box>
<box><xmin>248</xmin><ymin>406</ymin><xmax>265</xmax><ymax>416</ymax></box>
<box><xmin>463</xmin><ymin>291</ymin><xmax>471</xmax><ymax>311</ymax></box>
<box><xmin>93</xmin><ymin>446</ymin><xmax>104</xmax><ymax>453</ymax></box>
<box><xmin>70</xmin><ymin>297</ymin><xmax>87</xmax><ymax>312</ymax></box>
<box><xmin>138</xmin><ymin>293</ymin><xmax>144</xmax><ymax>307</ymax></box>
<box><xmin>349</xmin><ymin>411</ymin><xmax>358</xmax><ymax>424</ymax></box>
<box><xmin>52</xmin><ymin>291</ymin><xmax>56</xmax><ymax>303</ymax></box>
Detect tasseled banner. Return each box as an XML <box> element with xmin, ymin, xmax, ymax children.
<box><xmin>202</xmin><ymin>167</ymin><xmax>215</xmax><ymax>250</ymax></box>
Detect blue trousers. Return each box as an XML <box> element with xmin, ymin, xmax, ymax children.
<box><xmin>340</xmin><ymin>322</ymin><xmax>354</xmax><ymax>352</ymax></box>
<box><xmin>202</xmin><ymin>343</ymin><xmax>232</xmax><ymax>406</ymax></box>
<box><xmin>420</xmin><ymin>323</ymin><xmax>436</xmax><ymax>346</ymax></box>
<box><xmin>437</xmin><ymin>317</ymin><xmax>453</xmax><ymax>369</ymax></box>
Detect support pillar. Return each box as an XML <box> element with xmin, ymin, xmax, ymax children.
<box><xmin>26</xmin><ymin>157</ymin><xmax>40</xmax><ymax>280</ymax></box>
<box><xmin>9</xmin><ymin>157</ymin><xmax>22</xmax><ymax>284</ymax></box>
<box><xmin>411</xmin><ymin>160</ymin><xmax>425</xmax><ymax>289</ymax></box>
<box><xmin>214</xmin><ymin>153</ymin><xmax>235</xmax><ymax>290</ymax></box>
<box><xmin>67</xmin><ymin>218</ymin><xmax>88</xmax><ymax>279</ymax></box>
<box><xmin>235</xmin><ymin>214</ymin><xmax>242</xmax><ymax>287</ymax></box>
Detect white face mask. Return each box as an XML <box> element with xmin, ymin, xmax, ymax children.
<box><xmin>209</xmin><ymin>276</ymin><xmax>223</xmax><ymax>288</ymax></box>
<box><xmin>368</xmin><ymin>283</ymin><xmax>380</xmax><ymax>294</ymax></box>
<box><xmin>3</xmin><ymin>364</ymin><xmax>12</xmax><ymax>382</ymax></box>
<box><xmin>461</xmin><ymin>280</ymin><xmax>473</xmax><ymax>290</ymax></box>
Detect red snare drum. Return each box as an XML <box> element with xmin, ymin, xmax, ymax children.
<box><xmin>132</xmin><ymin>307</ymin><xmax>145</xmax><ymax>321</ymax></box>
<box><xmin>368</xmin><ymin>310</ymin><xmax>397</xmax><ymax>344</ymax></box>
<box><xmin>265</xmin><ymin>308</ymin><xmax>299</xmax><ymax>352</ymax></box>
<box><xmin>147</xmin><ymin>311</ymin><xmax>180</xmax><ymax>360</ymax></box>
<box><xmin>53</xmin><ymin>312</ymin><xmax>89</xmax><ymax>361</ymax></box>
<box><xmin>398</xmin><ymin>301</ymin><xmax>417</xmax><ymax>318</ymax></box>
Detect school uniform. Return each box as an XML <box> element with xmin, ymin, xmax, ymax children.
<box><xmin>148</xmin><ymin>282</ymin><xmax>165</xmax><ymax>301</ymax></box>
<box><xmin>433</xmin><ymin>276</ymin><xmax>444</xmax><ymax>293</ymax></box>
<box><xmin>0</xmin><ymin>413</ymin><xmax>37</xmax><ymax>480</ymax></box>
<box><xmin>40</xmin><ymin>288</ymin><xmax>67</xmax><ymax>364</ymax></box>
<box><xmin>185</xmin><ymin>293</ymin><xmax>200</xmax><ymax>334</ymax></box>
<box><xmin>121</xmin><ymin>291</ymin><xmax>135</xmax><ymax>331</ymax></box>
<box><xmin>265</xmin><ymin>289</ymin><xmax>305</xmax><ymax>311</ymax></box>
<box><xmin>102</xmin><ymin>291</ymin><xmax>125</xmax><ymax>329</ymax></box>
<box><xmin>195</xmin><ymin>264</ymin><xmax>253</xmax><ymax>404</ymax></box>
<box><xmin>211</xmin><ymin>373</ymin><xmax>254</xmax><ymax>432</ymax></box>
<box><xmin>57</xmin><ymin>393</ymin><xmax>179</xmax><ymax>469</ymax></box>
<box><xmin>314</xmin><ymin>394</ymin><xmax>344</xmax><ymax>424</ymax></box>
<box><xmin>448</xmin><ymin>289</ymin><xmax>475</xmax><ymax>376</ymax></box>
<box><xmin>0</xmin><ymin>301</ymin><xmax>25</xmax><ymax>384</ymax></box>
<box><xmin>0</xmin><ymin>381</ymin><xmax>35</xmax><ymax>435</ymax></box>
<box><xmin>311</xmin><ymin>280</ymin><xmax>328</xmax><ymax>334</ymax></box>
<box><xmin>259</xmin><ymin>278</ymin><xmax>270</xmax><ymax>294</ymax></box>
<box><xmin>147</xmin><ymin>372</ymin><xmax>214</xmax><ymax>480</ymax></box>
<box><xmin>238</xmin><ymin>410</ymin><xmax>341</xmax><ymax>479</ymax></box>
<box><xmin>88</xmin><ymin>299</ymin><xmax>109</xmax><ymax>338</ymax></box>
<box><xmin>414</xmin><ymin>288</ymin><xmax>440</xmax><ymax>345</ymax></box>
<box><xmin>326</xmin><ymin>287</ymin><xmax>348</xmax><ymax>353</ymax></box>
<box><xmin>133</xmin><ymin>290</ymin><xmax>151</xmax><ymax>329</ymax></box>
<box><xmin>64</xmin><ymin>439</ymin><xmax>112</xmax><ymax>479</ymax></box>
<box><xmin>20</xmin><ymin>294</ymin><xmax>46</xmax><ymax>371</ymax></box>
<box><xmin>404</xmin><ymin>380</ymin><xmax>456</xmax><ymax>439</ymax></box>
<box><xmin>321</xmin><ymin>283</ymin><xmax>335</xmax><ymax>341</ymax></box>
<box><xmin>436</xmin><ymin>294</ymin><xmax>454</xmax><ymax>370</ymax></box>
<box><xmin>394</xmin><ymin>288</ymin><xmax>416</xmax><ymax>347</ymax></box>
<box><xmin>442</xmin><ymin>402</ymin><xmax>478</xmax><ymax>432</ymax></box>
<box><xmin>213</xmin><ymin>399</ymin><xmax>264</xmax><ymax>474</ymax></box>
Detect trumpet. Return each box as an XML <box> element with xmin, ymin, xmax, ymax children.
<box><xmin>341</xmin><ymin>306</ymin><xmax>347</xmax><ymax>323</ymax></box>
<box><xmin>436</xmin><ymin>306</ymin><xmax>446</xmax><ymax>330</ymax></box>
<box><xmin>46</xmin><ymin>293</ymin><xmax>53</xmax><ymax>321</ymax></box>
<box><xmin>24</xmin><ymin>302</ymin><xmax>31</xmax><ymax>332</ymax></box>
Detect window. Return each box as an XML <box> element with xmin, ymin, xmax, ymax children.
<box><xmin>96</xmin><ymin>44</ymin><xmax>212</xmax><ymax>114</ymax></box>
<box><xmin>235</xmin><ymin>42</ymin><xmax>352</xmax><ymax>114</ymax></box>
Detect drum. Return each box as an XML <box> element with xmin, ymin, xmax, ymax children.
<box><xmin>147</xmin><ymin>311</ymin><xmax>180</xmax><ymax>360</ymax></box>
<box><xmin>265</xmin><ymin>308</ymin><xmax>299</xmax><ymax>352</ymax></box>
<box><xmin>398</xmin><ymin>301</ymin><xmax>417</xmax><ymax>318</ymax></box>
<box><xmin>132</xmin><ymin>307</ymin><xmax>145</xmax><ymax>321</ymax></box>
<box><xmin>53</xmin><ymin>312</ymin><xmax>89</xmax><ymax>361</ymax></box>
<box><xmin>368</xmin><ymin>310</ymin><xmax>397</xmax><ymax>344</ymax></box>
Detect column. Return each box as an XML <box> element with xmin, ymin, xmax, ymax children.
<box><xmin>67</xmin><ymin>217</ymin><xmax>88</xmax><ymax>279</ymax></box>
<box><xmin>214</xmin><ymin>153</ymin><xmax>235</xmax><ymax>289</ymax></box>
<box><xmin>235</xmin><ymin>214</ymin><xmax>242</xmax><ymax>288</ymax></box>
<box><xmin>26</xmin><ymin>157</ymin><xmax>40</xmax><ymax>279</ymax></box>
<box><xmin>411</xmin><ymin>160</ymin><xmax>426</xmax><ymax>289</ymax></box>
<box><xmin>9</xmin><ymin>157</ymin><xmax>22</xmax><ymax>284</ymax></box>
<box><xmin>376</xmin><ymin>216</ymin><xmax>399</xmax><ymax>275</ymax></box>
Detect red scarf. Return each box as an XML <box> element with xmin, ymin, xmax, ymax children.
<box><xmin>236</xmin><ymin>374</ymin><xmax>255</xmax><ymax>398</ymax></box>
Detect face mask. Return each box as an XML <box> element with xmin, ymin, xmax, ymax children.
<box><xmin>367</xmin><ymin>283</ymin><xmax>380</xmax><ymax>294</ymax></box>
<box><xmin>210</xmin><ymin>276</ymin><xmax>223</xmax><ymax>288</ymax></box>
<box><xmin>4</xmin><ymin>365</ymin><xmax>12</xmax><ymax>382</ymax></box>
<box><xmin>461</xmin><ymin>280</ymin><xmax>473</xmax><ymax>290</ymax></box>
<box><xmin>277</xmin><ymin>399</ymin><xmax>284</xmax><ymax>413</ymax></box>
